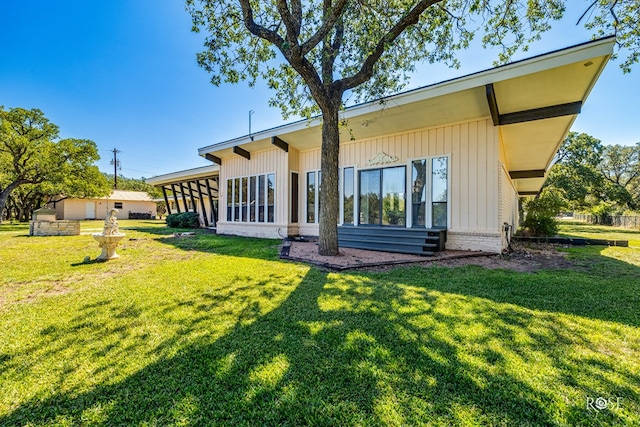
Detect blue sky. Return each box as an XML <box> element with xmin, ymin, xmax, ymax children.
<box><xmin>2</xmin><ymin>1</ymin><xmax>638</xmax><ymax>178</ymax></box>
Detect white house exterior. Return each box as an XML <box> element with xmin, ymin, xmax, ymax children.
<box><xmin>149</xmin><ymin>38</ymin><xmax>614</xmax><ymax>254</ymax></box>
<box><xmin>49</xmin><ymin>190</ymin><xmax>157</xmax><ymax>220</ymax></box>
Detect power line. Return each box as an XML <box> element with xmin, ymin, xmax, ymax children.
<box><xmin>109</xmin><ymin>148</ymin><xmax>121</xmax><ymax>189</ymax></box>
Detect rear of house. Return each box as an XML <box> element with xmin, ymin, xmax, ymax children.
<box><xmin>149</xmin><ymin>38</ymin><xmax>614</xmax><ymax>254</ymax></box>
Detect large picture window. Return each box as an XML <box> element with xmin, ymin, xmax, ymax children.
<box><xmin>359</xmin><ymin>166</ymin><xmax>406</xmax><ymax>226</ymax></box>
<box><xmin>226</xmin><ymin>173</ymin><xmax>275</xmax><ymax>223</ymax></box>
<box><xmin>354</xmin><ymin>157</ymin><xmax>448</xmax><ymax>229</ymax></box>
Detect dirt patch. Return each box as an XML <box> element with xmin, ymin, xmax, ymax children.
<box><xmin>281</xmin><ymin>239</ymin><xmax>574</xmax><ymax>273</ymax></box>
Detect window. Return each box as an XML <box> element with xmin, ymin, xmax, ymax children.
<box><xmin>258</xmin><ymin>175</ymin><xmax>265</xmax><ymax>222</ymax></box>
<box><xmin>249</xmin><ymin>176</ymin><xmax>256</xmax><ymax>222</ymax></box>
<box><xmin>342</xmin><ymin>167</ymin><xmax>354</xmax><ymax>225</ymax></box>
<box><xmin>431</xmin><ymin>157</ymin><xmax>448</xmax><ymax>228</ymax></box>
<box><xmin>226</xmin><ymin>179</ymin><xmax>233</xmax><ymax>221</ymax></box>
<box><xmin>306</xmin><ymin>171</ymin><xmax>321</xmax><ymax>223</ymax></box>
<box><xmin>233</xmin><ymin>178</ymin><xmax>240</xmax><ymax>221</ymax></box>
<box><xmin>241</xmin><ymin>177</ymin><xmax>248</xmax><ymax>221</ymax></box>
<box><xmin>359</xmin><ymin>166</ymin><xmax>406</xmax><ymax>226</ymax></box>
<box><xmin>114</xmin><ymin>202</ymin><xmax>123</xmax><ymax>209</ymax></box>
<box><xmin>411</xmin><ymin>156</ymin><xmax>448</xmax><ymax>228</ymax></box>
<box><xmin>226</xmin><ymin>173</ymin><xmax>275</xmax><ymax>223</ymax></box>
<box><xmin>291</xmin><ymin>172</ymin><xmax>299</xmax><ymax>223</ymax></box>
<box><xmin>267</xmin><ymin>173</ymin><xmax>275</xmax><ymax>222</ymax></box>
<box><xmin>306</xmin><ymin>171</ymin><xmax>315</xmax><ymax>223</ymax></box>
<box><xmin>411</xmin><ymin>160</ymin><xmax>427</xmax><ymax>227</ymax></box>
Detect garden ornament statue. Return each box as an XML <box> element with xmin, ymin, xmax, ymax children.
<box><xmin>93</xmin><ymin>209</ymin><xmax>126</xmax><ymax>260</ymax></box>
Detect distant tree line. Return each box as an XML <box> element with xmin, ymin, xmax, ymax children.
<box><xmin>1</xmin><ymin>106</ymin><xmax>163</xmax><ymax>222</ymax></box>
<box><xmin>522</xmin><ymin>132</ymin><xmax>640</xmax><ymax>235</ymax></box>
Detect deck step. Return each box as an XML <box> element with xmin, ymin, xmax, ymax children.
<box><xmin>338</xmin><ymin>226</ymin><xmax>446</xmax><ymax>256</ymax></box>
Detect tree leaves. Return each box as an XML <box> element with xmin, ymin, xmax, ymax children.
<box><xmin>0</xmin><ymin>107</ymin><xmax>110</xmax><ymax>222</ymax></box>
<box><xmin>545</xmin><ymin>132</ymin><xmax>640</xmax><ymax>214</ymax></box>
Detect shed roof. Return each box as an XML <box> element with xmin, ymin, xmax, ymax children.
<box><xmin>108</xmin><ymin>190</ymin><xmax>154</xmax><ymax>202</ymax></box>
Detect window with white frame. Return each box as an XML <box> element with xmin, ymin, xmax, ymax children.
<box><xmin>226</xmin><ymin>173</ymin><xmax>275</xmax><ymax>223</ymax></box>
<box><xmin>410</xmin><ymin>156</ymin><xmax>448</xmax><ymax>228</ymax></box>
<box><xmin>342</xmin><ymin>167</ymin><xmax>354</xmax><ymax>225</ymax></box>
<box><xmin>306</xmin><ymin>170</ymin><xmax>321</xmax><ymax>223</ymax></box>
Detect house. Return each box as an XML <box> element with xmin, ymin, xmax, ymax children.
<box><xmin>49</xmin><ymin>190</ymin><xmax>157</xmax><ymax>220</ymax></box>
<box><xmin>148</xmin><ymin>37</ymin><xmax>614</xmax><ymax>254</ymax></box>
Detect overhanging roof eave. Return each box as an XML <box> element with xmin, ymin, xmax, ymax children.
<box><xmin>198</xmin><ymin>36</ymin><xmax>615</xmax><ymax>157</ymax></box>
<box><xmin>146</xmin><ymin>164</ymin><xmax>219</xmax><ymax>186</ymax></box>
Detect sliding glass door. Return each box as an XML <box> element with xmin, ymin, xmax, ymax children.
<box><xmin>359</xmin><ymin>169</ymin><xmax>381</xmax><ymax>225</ymax></box>
<box><xmin>358</xmin><ymin>166</ymin><xmax>406</xmax><ymax>226</ymax></box>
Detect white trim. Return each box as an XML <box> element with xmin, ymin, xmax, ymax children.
<box><xmin>147</xmin><ymin>165</ymin><xmax>219</xmax><ymax>185</ymax></box>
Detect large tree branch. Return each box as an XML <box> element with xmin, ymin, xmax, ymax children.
<box><xmin>300</xmin><ymin>0</ymin><xmax>349</xmax><ymax>56</ymax></box>
<box><xmin>289</xmin><ymin>0</ymin><xmax>303</xmax><ymax>36</ymax></box>
<box><xmin>238</xmin><ymin>0</ymin><xmax>287</xmax><ymax>49</ymax></box>
<box><xmin>239</xmin><ymin>0</ymin><xmax>331</xmax><ymax>108</ymax></box>
<box><xmin>321</xmin><ymin>0</ymin><xmax>344</xmax><ymax>86</ymax></box>
<box><xmin>338</xmin><ymin>0</ymin><xmax>442</xmax><ymax>92</ymax></box>
<box><xmin>276</xmin><ymin>0</ymin><xmax>302</xmax><ymax>51</ymax></box>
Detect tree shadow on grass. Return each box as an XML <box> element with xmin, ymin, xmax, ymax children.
<box><xmin>127</xmin><ymin>226</ymin><xmax>283</xmax><ymax>260</ymax></box>
<box><xmin>2</xmin><ymin>267</ymin><xmax>636</xmax><ymax>426</ymax></box>
<box><xmin>397</xmin><ymin>246</ymin><xmax>640</xmax><ymax>328</ymax></box>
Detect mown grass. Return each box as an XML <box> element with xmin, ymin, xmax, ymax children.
<box><xmin>558</xmin><ymin>220</ymin><xmax>640</xmax><ymax>247</ymax></box>
<box><xmin>0</xmin><ymin>220</ymin><xmax>639</xmax><ymax>426</ymax></box>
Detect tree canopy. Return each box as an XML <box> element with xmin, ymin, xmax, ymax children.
<box><xmin>186</xmin><ymin>0</ymin><xmax>636</xmax><ymax>254</ymax></box>
<box><xmin>543</xmin><ymin>132</ymin><xmax>640</xmax><ymax>216</ymax></box>
<box><xmin>0</xmin><ymin>107</ymin><xmax>110</xmax><ymax>222</ymax></box>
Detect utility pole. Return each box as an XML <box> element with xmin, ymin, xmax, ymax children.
<box><xmin>110</xmin><ymin>148</ymin><xmax>121</xmax><ymax>189</ymax></box>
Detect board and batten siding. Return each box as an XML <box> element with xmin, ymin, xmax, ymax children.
<box><xmin>217</xmin><ymin>147</ymin><xmax>290</xmax><ymax>238</ymax></box>
<box><xmin>299</xmin><ymin>118</ymin><xmax>502</xmax><ymax>243</ymax></box>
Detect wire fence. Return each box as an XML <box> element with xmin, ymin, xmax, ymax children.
<box><xmin>573</xmin><ymin>213</ymin><xmax>640</xmax><ymax>229</ymax></box>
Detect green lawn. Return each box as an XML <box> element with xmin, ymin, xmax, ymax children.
<box><xmin>1</xmin><ymin>220</ymin><xmax>639</xmax><ymax>426</ymax></box>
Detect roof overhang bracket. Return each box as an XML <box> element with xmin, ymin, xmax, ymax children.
<box><xmin>500</xmin><ymin>101</ymin><xmax>582</xmax><ymax>125</ymax></box>
<box><xmin>271</xmin><ymin>136</ymin><xmax>289</xmax><ymax>152</ymax></box>
<box><xmin>486</xmin><ymin>84</ymin><xmax>500</xmax><ymax>126</ymax></box>
<box><xmin>518</xmin><ymin>191</ymin><xmax>539</xmax><ymax>197</ymax></box>
<box><xmin>205</xmin><ymin>153</ymin><xmax>222</xmax><ymax>165</ymax></box>
<box><xmin>486</xmin><ymin>83</ymin><xmax>582</xmax><ymax>126</ymax></box>
<box><xmin>233</xmin><ymin>146</ymin><xmax>251</xmax><ymax>160</ymax></box>
<box><xmin>509</xmin><ymin>169</ymin><xmax>546</xmax><ymax>179</ymax></box>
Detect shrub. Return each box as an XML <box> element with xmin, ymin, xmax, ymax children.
<box><xmin>179</xmin><ymin>212</ymin><xmax>200</xmax><ymax>228</ymax></box>
<box><xmin>165</xmin><ymin>212</ymin><xmax>200</xmax><ymax>229</ymax></box>
<box><xmin>590</xmin><ymin>202</ymin><xmax>615</xmax><ymax>225</ymax></box>
<box><xmin>520</xmin><ymin>187</ymin><xmax>565</xmax><ymax>237</ymax></box>
<box><xmin>522</xmin><ymin>214</ymin><xmax>558</xmax><ymax>237</ymax></box>
<box><xmin>166</xmin><ymin>213</ymin><xmax>181</xmax><ymax>228</ymax></box>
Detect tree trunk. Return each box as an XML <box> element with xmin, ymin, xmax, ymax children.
<box><xmin>0</xmin><ymin>182</ymin><xmax>21</xmax><ymax>224</ymax></box>
<box><xmin>318</xmin><ymin>104</ymin><xmax>341</xmax><ymax>255</ymax></box>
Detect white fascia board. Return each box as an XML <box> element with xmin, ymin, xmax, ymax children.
<box><xmin>146</xmin><ymin>164</ymin><xmax>219</xmax><ymax>186</ymax></box>
<box><xmin>197</xmin><ymin>117</ymin><xmax>322</xmax><ymax>156</ymax></box>
<box><xmin>198</xmin><ymin>37</ymin><xmax>615</xmax><ymax>155</ymax></box>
